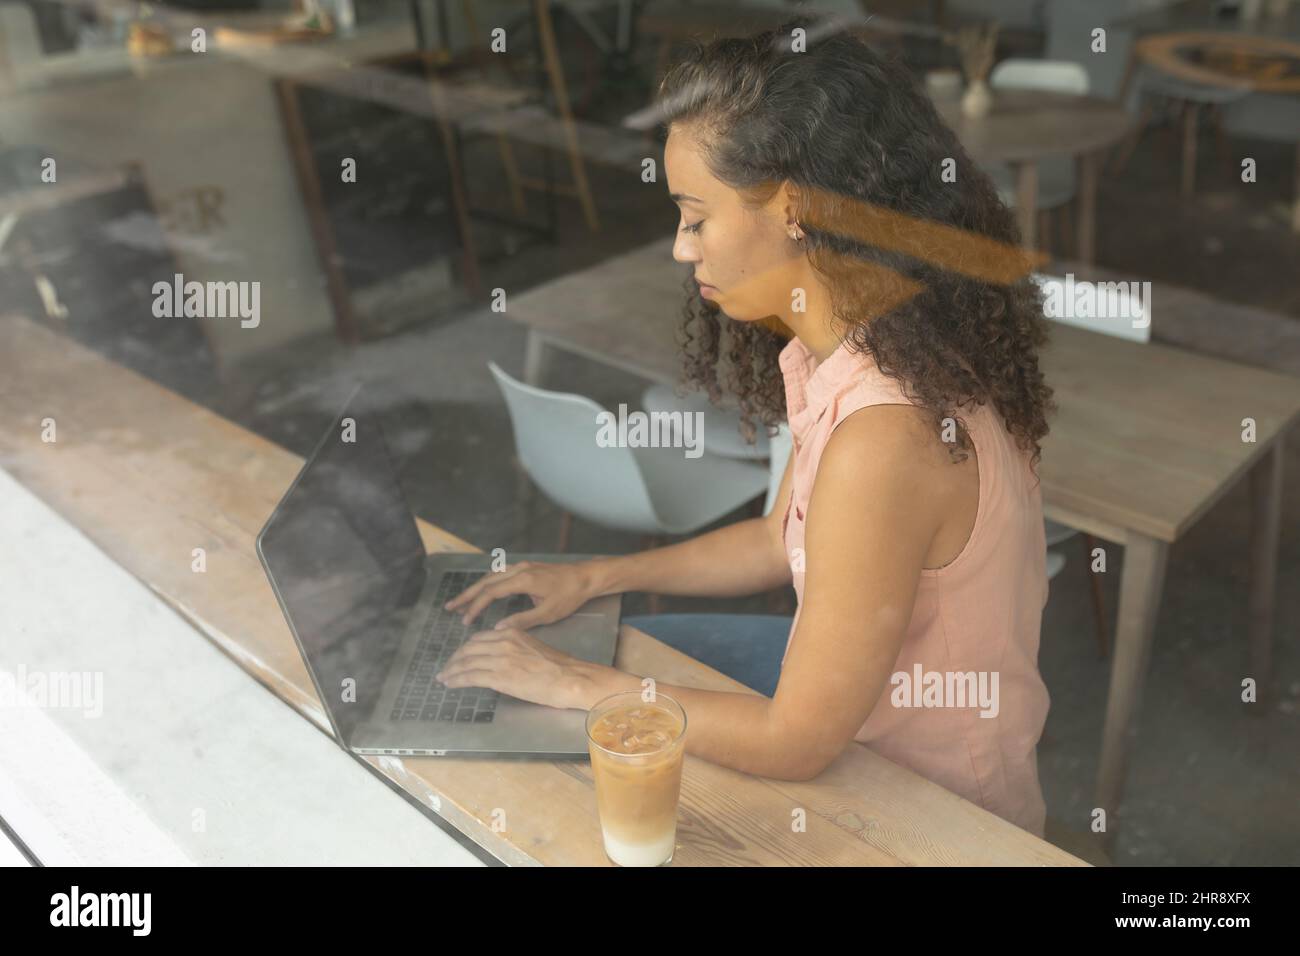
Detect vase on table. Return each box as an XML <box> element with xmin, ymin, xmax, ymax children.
<box><xmin>962</xmin><ymin>78</ymin><xmax>993</xmax><ymax>119</ymax></box>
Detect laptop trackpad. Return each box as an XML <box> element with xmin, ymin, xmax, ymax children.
<box><xmin>529</xmin><ymin>594</ymin><xmax>620</xmax><ymax>666</ymax></box>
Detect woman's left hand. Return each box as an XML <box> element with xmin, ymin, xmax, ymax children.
<box><xmin>436</xmin><ymin>627</ymin><xmax>596</xmax><ymax>710</ymax></box>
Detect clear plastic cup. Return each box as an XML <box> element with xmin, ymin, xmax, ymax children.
<box><xmin>585</xmin><ymin>690</ymin><xmax>687</xmax><ymax>866</ymax></box>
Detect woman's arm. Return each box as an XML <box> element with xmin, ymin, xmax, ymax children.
<box><xmin>572</xmin><ymin>405</ymin><xmax>950</xmax><ymax>779</ymax></box>
<box><xmin>447</xmin><ymin>457</ymin><xmax>795</xmax><ymax>627</ymax></box>
<box><xmin>587</xmin><ymin>453</ymin><xmax>796</xmax><ymax>599</ymax></box>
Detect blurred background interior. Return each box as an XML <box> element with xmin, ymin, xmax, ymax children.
<box><xmin>1</xmin><ymin>0</ymin><xmax>1297</xmax><ymax>865</ymax></box>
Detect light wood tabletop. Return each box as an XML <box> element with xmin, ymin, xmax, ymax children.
<box><xmin>505</xmin><ymin>235</ymin><xmax>1300</xmax><ymax>840</ymax></box>
<box><xmin>1134</xmin><ymin>31</ymin><xmax>1300</xmax><ymax>94</ymax></box>
<box><xmin>0</xmin><ymin>313</ymin><xmax>1086</xmax><ymax>867</ymax></box>
<box><xmin>933</xmin><ymin>90</ymin><xmax>1136</xmax><ymax>165</ymax></box>
<box><xmin>931</xmin><ymin>90</ymin><xmax>1133</xmax><ymax>260</ymax></box>
<box><xmin>1112</xmin><ymin>0</ymin><xmax>1300</xmax><ymax>42</ymax></box>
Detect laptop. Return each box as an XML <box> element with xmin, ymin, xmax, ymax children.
<box><xmin>255</xmin><ymin>384</ymin><xmax>622</xmax><ymax>758</ymax></box>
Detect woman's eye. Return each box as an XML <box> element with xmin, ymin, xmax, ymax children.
<box><xmin>681</xmin><ymin>220</ymin><xmax>704</xmax><ymax>235</ymax></box>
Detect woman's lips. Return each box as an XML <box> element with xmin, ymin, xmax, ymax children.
<box><xmin>696</xmin><ymin>280</ymin><xmax>717</xmax><ymax>298</ymax></box>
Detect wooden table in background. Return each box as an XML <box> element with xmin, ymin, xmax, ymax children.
<box><xmin>0</xmin><ymin>313</ymin><xmax>1085</xmax><ymax>867</ymax></box>
<box><xmin>506</xmin><ymin>237</ymin><xmax>1300</xmax><ymax>839</ymax></box>
<box><xmin>1111</xmin><ymin>0</ymin><xmax>1300</xmax><ymax>41</ymax></box>
<box><xmin>932</xmin><ymin>90</ymin><xmax>1134</xmax><ymax>260</ymax></box>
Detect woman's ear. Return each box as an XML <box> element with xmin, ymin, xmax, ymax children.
<box><xmin>770</xmin><ymin>180</ymin><xmax>805</xmax><ymax>239</ymax></box>
<box><xmin>783</xmin><ymin>183</ymin><xmax>802</xmax><ymax>234</ymax></box>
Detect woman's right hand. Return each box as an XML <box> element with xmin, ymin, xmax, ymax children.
<box><xmin>444</xmin><ymin>560</ymin><xmax>605</xmax><ymax>631</ymax></box>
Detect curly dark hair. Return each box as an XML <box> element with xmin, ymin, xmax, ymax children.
<box><xmin>658</xmin><ymin>17</ymin><xmax>1055</xmax><ymax>471</ymax></box>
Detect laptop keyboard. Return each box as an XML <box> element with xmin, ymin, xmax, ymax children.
<box><xmin>390</xmin><ymin>570</ymin><xmax>531</xmax><ymax>724</ymax></box>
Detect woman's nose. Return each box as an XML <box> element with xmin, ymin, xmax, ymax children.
<box><xmin>672</xmin><ymin>234</ymin><xmax>699</xmax><ymax>264</ymax></box>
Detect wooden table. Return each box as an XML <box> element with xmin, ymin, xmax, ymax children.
<box><xmin>1112</xmin><ymin>0</ymin><xmax>1300</xmax><ymax>41</ymax></box>
<box><xmin>507</xmin><ymin>236</ymin><xmax>1300</xmax><ymax>837</ymax></box>
<box><xmin>0</xmin><ymin>312</ymin><xmax>1085</xmax><ymax>866</ymax></box>
<box><xmin>932</xmin><ymin>90</ymin><xmax>1133</xmax><ymax>260</ymax></box>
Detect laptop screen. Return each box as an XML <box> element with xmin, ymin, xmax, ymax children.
<box><xmin>257</xmin><ymin>387</ymin><xmax>427</xmax><ymax>745</ymax></box>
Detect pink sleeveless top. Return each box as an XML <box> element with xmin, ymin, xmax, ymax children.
<box><xmin>777</xmin><ymin>334</ymin><xmax>1051</xmax><ymax>838</ymax></box>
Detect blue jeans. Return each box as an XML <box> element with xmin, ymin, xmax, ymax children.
<box><xmin>622</xmin><ymin>614</ymin><xmax>793</xmax><ymax>698</ymax></box>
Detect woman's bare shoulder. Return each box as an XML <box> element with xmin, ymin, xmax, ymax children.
<box><xmin>820</xmin><ymin>403</ymin><xmax>979</xmax><ymax>508</ymax></box>
<box><xmin>829</xmin><ymin>402</ymin><xmax>964</xmax><ymax>466</ymax></box>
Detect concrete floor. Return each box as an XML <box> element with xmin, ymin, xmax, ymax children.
<box><xmin>95</xmin><ymin>38</ymin><xmax>1300</xmax><ymax>865</ymax></box>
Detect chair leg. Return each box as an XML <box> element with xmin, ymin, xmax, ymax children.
<box><xmin>1110</xmin><ymin>97</ymin><xmax>1153</xmax><ymax>175</ymax></box>
<box><xmin>495</xmin><ymin>131</ymin><xmax>529</xmax><ymax>217</ymax></box>
<box><xmin>533</xmin><ymin>0</ymin><xmax>601</xmax><ymax>232</ymax></box>
<box><xmin>556</xmin><ymin>510</ymin><xmax>572</xmax><ymax>553</ymax></box>
<box><xmin>1182</xmin><ymin>100</ymin><xmax>1200</xmax><ymax>198</ymax></box>
<box><xmin>1209</xmin><ymin>103</ymin><xmax>1234</xmax><ymax>183</ymax></box>
<box><xmin>1083</xmin><ymin>533</ymin><xmax>1109</xmax><ymax>659</ymax></box>
<box><xmin>1038</xmin><ymin>208</ymin><xmax>1052</xmax><ymax>256</ymax></box>
<box><xmin>1293</xmin><ymin>145</ymin><xmax>1300</xmax><ymax>233</ymax></box>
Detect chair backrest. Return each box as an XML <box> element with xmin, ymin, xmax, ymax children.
<box><xmin>763</xmin><ymin>423</ymin><xmax>793</xmax><ymax>517</ymax></box>
<box><xmin>1032</xmin><ymin>273</ymin><xmax>1151</xmax><ymax>343</ymax></box>
<box><xmin>487</xmin><ymin>362</ymin><xmax>663</xmax><ymax>533</ymax></box>
<box><xmin>1044</xmin><ymin>0</ymin><xmax>1139</xmax><ymax>104</ymax></box>
<box><xmin>990</xmin><ymin>58</ymin><xmax>1090</xmax><ymax>95</ymax></box>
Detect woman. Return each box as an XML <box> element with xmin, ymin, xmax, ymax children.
<box><xmin>439</xmin><ymin>20</ymin><xmax>1056</xmax><ymax>837</ymax></box>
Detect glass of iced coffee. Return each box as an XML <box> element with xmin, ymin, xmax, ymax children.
<box><xmin>585</xmin><ymin>690</ymin><xmax>687</xmax><ymax>866</ymax></box>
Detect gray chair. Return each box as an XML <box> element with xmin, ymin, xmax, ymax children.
<box><xmin>488</xmin><ymin>362</ymin><xmax>770</xmax><ymax>549</ymax></box>
<box><xmin>1046</xmin><ymin>548</ymin><xmax>1068</xmax><ymax>581</ymax></box>
<box><xmin>641</xmin><ymin>387</ymin><xmax>792</xmax><ymax>518</ymax></box>
<box><xmin>641</xmin><ymin>383</ymin><xmax>771</xmax><ymax>460</ymax></box>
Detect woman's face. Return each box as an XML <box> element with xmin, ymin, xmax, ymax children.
<box><xmin>665</xmin><ymin>125</ymin><xmax>805</xmax><ymax>324</ymax></box>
